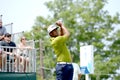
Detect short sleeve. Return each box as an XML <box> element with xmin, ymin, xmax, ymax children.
<box><xmin>3</xmin><ymin>27</ymin><xmax>7</xmax><ymax>35</ymax></box>
<box><xmin>54</xmin><ymin>35</ymin><xmax>68</xmax><ymax>44</ymax></box>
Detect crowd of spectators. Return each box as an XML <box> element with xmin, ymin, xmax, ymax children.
<box><xmin>0</xmin><ymin>20</ymin><xmax>32</xmax><ymax>72</ymax></box>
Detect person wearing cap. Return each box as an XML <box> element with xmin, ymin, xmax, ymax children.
<box><xmin>0</xmin><ymin>20</ymin><xmax>7</xmax><ymax>41</ymax></box>
<box><xmin>47</xmin><ymin>20</ymin><xmax>73</xmax><ymax>80</ymax></box>
<box><xmin>0</xmin><ymin>33</ymin><xmax>16</xmax><ymax>71</ymax></box>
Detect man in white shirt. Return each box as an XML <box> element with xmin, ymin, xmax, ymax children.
<box><xmin>72</xmin><ymin>63</ymin><xmax>82</xmax><ymax>80</ymax></box>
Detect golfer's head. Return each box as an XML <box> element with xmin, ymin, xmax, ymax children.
<box><xmin>47</xmin><ymin>25</ymin><xmax>59</xmax><ymax>37</ymax></box>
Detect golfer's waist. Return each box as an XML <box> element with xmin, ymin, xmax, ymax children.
<box><xmin>57</xmin><ymin>62</ymin><xmax>72</xmax><ymax>64</ymax></box>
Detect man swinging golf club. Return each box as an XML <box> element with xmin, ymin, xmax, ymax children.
<box><xmin>47</xmin><ymin>20</ymin><xmax>73</xmax><ymax>80</ymax></box>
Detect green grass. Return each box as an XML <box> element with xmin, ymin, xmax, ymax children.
<box><xmin>36</xmin><ymin>74</ymin><xmax>55</xmax><ymax>80</ymax></box>
<box><xmin>36</xmin><ymin>74</ymin><xmax>42</xmax><ymax>80</ymax></box>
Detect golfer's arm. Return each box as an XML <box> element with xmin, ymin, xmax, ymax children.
<box><xmin>60</xmin><ymin>25</ymin><xmax>70</xmax><ymax>37</ymax></box>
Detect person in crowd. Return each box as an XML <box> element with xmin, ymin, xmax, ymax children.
<box><xmin>0</xmin><ymin>20</ymin><xmax>7</xmax><ymax>41</ymax></box>
<box><xmin>72</xmin><ymin>63</ymin><xmax>82</xmax><ymax>80</ymax></box>
<box><xmin>47</xmin><ymin>20</ymin><xmax>73</xmax><ymax>80</ymax></box>
<box><xmin>17</xmin><ymin>36</ymin><xmax>32</xmax><ymax>72</ymax></box>
<box><xmin>0</xmin><ymin>33</ymin><xmax>16</xmax><ymax>71</ymax></box>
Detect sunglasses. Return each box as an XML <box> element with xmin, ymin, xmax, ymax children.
<box><xmin>22</xmin><ymin>38</ymin><xmax>26</xmax><ymax>40</ymax></box>
<box><xmin>6</xmin><ymin>36</ymin><xmax>11</xmax><ymax>37</ymax></box>
<box><xmin>22</xmin><ymin>38</ymin><xmax>27</xmax><ymax>40</ymax></box>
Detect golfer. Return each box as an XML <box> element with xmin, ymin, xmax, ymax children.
<box><xmin>47</xmin><ymin>20</ymin><xmax>73</xmax><ymax>80</ymax></box>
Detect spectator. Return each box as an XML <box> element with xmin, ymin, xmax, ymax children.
<box><xmin>0</xmin><ymin>20</ymin><xmax>7</xmax><ymax>41</ymax></box>
<box><xmin>17</xmin><ymin>36</ymin><xmax>32</xmax><ymax>72</ymax></box>
<box><xmin>0</xmin><ymin>33</ymin><xmax>16</xmax><ymax>71</ymax></box>
<box><xmin>72</xmin><ymin>63</ymin><xmax>82</xmax><ymax>80</ymax></box>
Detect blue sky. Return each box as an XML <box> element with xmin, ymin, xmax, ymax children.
<box><xmin>0</xmin><ymin>0</ymin><xmax>120</xmax><ymax>33</ymax></box>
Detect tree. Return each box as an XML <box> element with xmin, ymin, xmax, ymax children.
<box><xmin>25</xmin><ymin>0</ymin><xmax>120</xmax><ymax>79</ymax></box>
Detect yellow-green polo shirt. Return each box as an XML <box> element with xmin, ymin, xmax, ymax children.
<box><xmin>50</xmin><ymin>35</ymin><xmax>72</xmax><ymax>62</ymax></box>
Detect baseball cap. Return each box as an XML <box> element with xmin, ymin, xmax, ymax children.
<box><xmin>47</xmin><ymin>24</ymin><xmax>58</xmax><ymax>34</ymax></box>
<box><xmin>5</xmin><ymin>33</ymin><xmax>11</xmax><ymax>37</ymax></box>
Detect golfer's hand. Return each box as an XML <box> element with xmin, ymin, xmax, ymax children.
<box><xmin>56</xmin><ymin>20</ymin><xmax>63</xmax><ymax>27</ymax></box>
